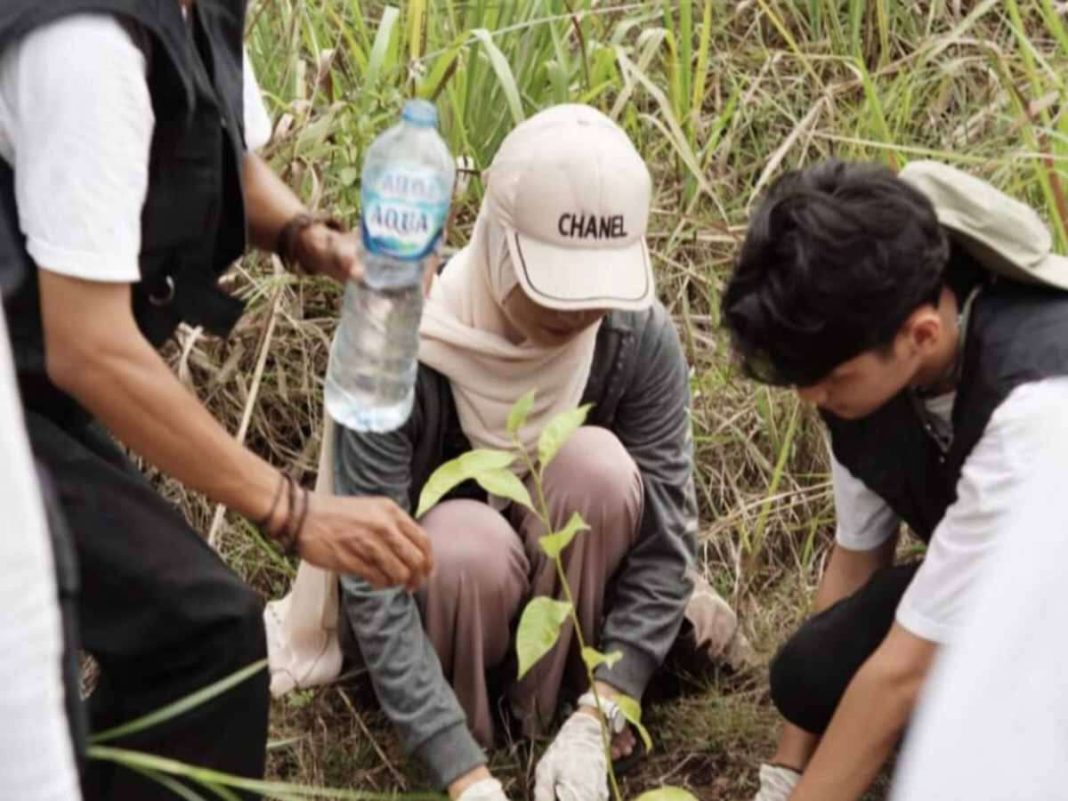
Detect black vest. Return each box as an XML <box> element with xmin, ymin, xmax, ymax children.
<box><xmin>0</xmin><ymin>0</ymin><xmax>248</xmax><ymax>413</ymax></box>
<box><xmin>825</xmin><ymin>277</ymin><xmax>1068</xmax><ymax>541</ymax></box>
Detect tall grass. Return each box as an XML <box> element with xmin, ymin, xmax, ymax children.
<box><xmin>148</xmin><ymin>1</ymin><xmax>1068</xmax><ymax>797</ymax></box>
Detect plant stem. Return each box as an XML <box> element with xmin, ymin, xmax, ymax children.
<box><xmin>551</xmin><ymin>555</ymin><xmax>624</xmax><ymax>801</ymax></box>
<box><xmin>515</xmin><ymin>439</ymin><xmax>624</xmax><ymax>801</ymax></box>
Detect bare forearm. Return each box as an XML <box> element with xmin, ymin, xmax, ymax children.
<box><xmin>242</xmin><ymin>152</ymin><xmax>362</xmax><ymax>284</ymax></box>
<box><xmin>813</xmin><ymin>563</ymin><xmax>864</xmax><ymax>613</ymax></box>
<box><xmin>814</xmin><ymin>537</ymin><xmax>897</xmax><ymax>613</ymax></box>
<box><xmin>242</xmin><ymin>152</ymin><xmax>307</xmax><ymax>253</ymax></box>
<box><xmin>790</xmin><ymin>625</ymin><xmax>935</xmax><ymax>801</ymax></box>
<box><xmin>60</xmin><ymin>332</ymin><xmax>277</xmax><ymax>522</ymax></box>
<box><xmin>39</xmin><ymin>272</ymin><xmax>432</xmax><ymax>584</ymax></box>
<box><xmin>768</xmin><ymin>539</ymin><xmax>900</xmax><ymax>774</ymax></box>
<box><xmin>790</xmin><ymin>666</ymin><xmax>908</xmax><ymax>801</ymax></box>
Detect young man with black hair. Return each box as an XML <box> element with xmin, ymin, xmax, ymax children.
<box><xmin>722</xmin><ymin>159</ymin><xmax>1068</xmax><ymax>801</ymax></box>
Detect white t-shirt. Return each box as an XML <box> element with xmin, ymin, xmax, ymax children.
<box><xmin>890</xmin><ymin>426</ymin><xmax>1068</xmax><ymax>800</ymax></box>
<box><xmin>831</xmin><ymin>378</ymin><xmax>1068</xmax><ymax>642</ymax></box>
<box><xmin>0</xmin><ymin>13</ymin><xmax>272</xmax><ymax>285</ymax></box>
<box><xmin>0</xmin><ymin>305</ymin><xmax>80</xmax><ymax>801</ymax></box>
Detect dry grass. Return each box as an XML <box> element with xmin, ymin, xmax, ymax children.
<box><xmin>147</xmin><ymin>1</ymin><xmax>1068</xmax><ymax>798</ymax></box>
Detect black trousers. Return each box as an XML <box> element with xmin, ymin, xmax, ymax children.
<box><xmin>25</xmin><ymin>409</ymin><xmax>269</xmax><ymax>801</ymax></box>
<box><xmin>769</xmin><ymin>563</ymin><xmax>921</xmax><ymax>735</ymax></box>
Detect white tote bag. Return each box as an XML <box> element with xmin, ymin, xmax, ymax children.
<box><xmin>263</xmin><ymin>415</ymin><xmax>342</xmax><ymax>697</ymax></box>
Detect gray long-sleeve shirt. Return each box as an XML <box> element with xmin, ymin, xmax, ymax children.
<box><xmin>335</xmin><ymin>301</ymin><xmax>697</xmax><ymax>788</ymax></box>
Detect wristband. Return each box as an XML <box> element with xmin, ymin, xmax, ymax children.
<box><xmin>576</xmin><ymin>690</ymin><xmax>627</xmax><ymax>735</ymax></box>
<box><xmin>254</xmin><ymin>473</ymin><xmax>286</xmax><ymax>535</ymax></box>
<box><xmin>275</xmin><ymin>212</ymin><xmax>344</xmax><ymax>274</ymax></box>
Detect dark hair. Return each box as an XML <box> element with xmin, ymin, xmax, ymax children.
<box><xmin>721</xmin><ymin>160</ymin><xmax>949</xmax><ymax>387</ymax></box>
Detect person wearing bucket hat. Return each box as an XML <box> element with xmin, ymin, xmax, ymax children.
<box><xmin>333</xmin><ymin>104</ymin><xmax>750</xmax><ymax>801</ymax></box>
<box><xmin>722</xmin><ymin>159</ymin><xmax>1068</xmax><ymax>801</ymax></box>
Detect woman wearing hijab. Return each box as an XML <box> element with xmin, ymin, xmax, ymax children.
<box><xmin>336</xmin><ymin>105</ymin><xmax>739</xmax><ymax>801</ymax></box>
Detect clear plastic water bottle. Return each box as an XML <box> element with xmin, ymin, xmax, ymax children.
<box><xmin>325</xmin><ymin>100</ymin><xmax>455</xmax><ymax>432</ymax></box>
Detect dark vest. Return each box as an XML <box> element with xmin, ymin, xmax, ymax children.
<box><xmin>0</xmin><ymin>0</ymin><xmax>248</xmax><ymax>414</ymax></box>
<box><xmin>825</xmin><ymin>277</ymin><xmax>1068</xmax><ymax>541</ymax></box>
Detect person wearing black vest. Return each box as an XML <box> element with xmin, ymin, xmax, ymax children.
<box><xmin>721</xmin><ymin>159</ymin><xmax>1068</xmax><ymax>801</ymax></box>
<box><xmin>0</xmin><ymin>2</ymin><xmax>433</xmax><ymax>800</ymax></box>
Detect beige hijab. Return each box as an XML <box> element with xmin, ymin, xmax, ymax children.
<box><xmin>419</xmin><ymin>210</ymin><xmax>600</xmax><ymax>462</ymax></box>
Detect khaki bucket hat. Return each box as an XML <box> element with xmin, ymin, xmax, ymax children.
<box><xmin>899</xmin><ymin>160</ymin><xmax>1068</xmax><ymax>291</ymax></box>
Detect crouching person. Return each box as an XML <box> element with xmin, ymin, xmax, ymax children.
<box><xmin>722</xmin><ymin>159</ymin><xmax>1068</xmax><ymax>801</ymax></box>
<box><xmin>337</xmin><ymin>105</ymin><xmax>740</xmax><ymax>801</ymax></box>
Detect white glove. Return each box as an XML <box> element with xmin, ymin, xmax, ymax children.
<box><xmin>457</xmin><ymin>777</ymin><xmax>510</xmax><ymax>801</ymax></box>
<box><xmin>752</xmin><ymin>763</ymin><xmax>802</xmax><ymax>801</ymax></box>
<box><xmin>533</xmin><ymin>712</ymin><xmax>609</xmax><ymax>801</ymax></box>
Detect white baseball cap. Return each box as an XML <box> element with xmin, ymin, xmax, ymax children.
<box><xmin>483</xmin><ymin>104</ymin><xmax>655</xmax><ymax>311</ymax></box>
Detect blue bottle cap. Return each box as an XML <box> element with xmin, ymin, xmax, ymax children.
<box><xmin>401</xmin><ymin>99</ymin><xmax>439</xmax><ymax>128</ymax></box>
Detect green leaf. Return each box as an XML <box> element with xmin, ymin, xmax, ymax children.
<box><xmin>201</xmin><ymin>780</ymin><xmax>243</xmax><ymax>801</ymax></box>
<box><xmin>406</xmin><ymin>0</ymin><xmax>427</xmax><ymax>62</ymax></box>
<box><xmin>294</xmin><ymin>104</ymin><xmax>342</xmax><ymax>156</ymax></box>
<box><xmin>516</xmin><ymin>597</ymin><xmax>572</xmax><ymax>680</ymax></box>
<box><xmin>415</xmin><ymin>448</ymin><xmax>516</xmax><ymax>518</ymax></box>
<box><xmin>366</xmin><ymin>6</ymin><xmax>400</xmax><ymax>92</ymax></box>
<box><xmin>634</xmin><ymin>789</ymin><xmax>700</xmax><ymax>801</ymax></box>
<box><xmin>471</xmin><ymin>29</ymin><xmax>525</xmax><ymax>124</ymax></box>
<box><xmin>417</xmin><ymin>32</ymin><xmax>466</xmax><ymax>101</ymax></box>
<box><xmin>580</xmin><ymin>647</ymin><xmax>623</xmax><ymax>671</ymax></box>
<box><xmin>131</xmin><ymin>769</ymin><xmax>213</xmax><ymax>801</ymax></box>
<box><xmin>474</xmin><ymin>468</ymin><xmax>533</xmax><ymax>510</ymax></box>
<box><xmin>616</xmin><ymin>694</ymin><xmax>653</xmax><ymax>753</ymax></box>
<box><xmin>339</xmin><ymin>167</ymin><xmax>359</xmax><ymax>187</ymax></box>
<box><xmin>537</xmin><ymin>404</ymin><xmax>592</xmax><ymax>470</ymax></box>
<box><xmin>458</xmin><ymin>449</ymin><xmax>517</xmax><ymax>472</ymax></box>
<box><xmin>539</xmin><ymin>512</ymin><xmax>589</xmax><ymax>559</ymax></box>
<box><xmin>507</xmin><ymin>390</ymin><xmax>536</xmax><ymax>437</ymax></box>
<box><xmin>415</xmin><ymin>458</ymin><xmax>471</xmax><ymax>519</ymax></box>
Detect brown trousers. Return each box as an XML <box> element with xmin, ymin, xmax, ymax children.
<box><xmin>415</xmin><ymin>426</ymin><xmax>642</xmax><ymax>746</ymax></box>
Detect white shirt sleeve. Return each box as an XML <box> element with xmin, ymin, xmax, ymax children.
<box><xmin>830</xmin><ymin>447</ymin><xmax>901</xmax><ymax>551</ymax></box>
<box><xmin>0</xmin><ymin>16</ymin><xmax>273</xmax><ymax>288</ymax></box>
<box><xmin>243</xmin><ymin>49</ymin><xmax>272</xmax><ymax>152</ymax></box>
<box><xmin>0</xmin><ymin>15</ymin><xmax>152</xmax><ymax>283</ymax></box>
<box><xmin>895</xmin><ymin>378</ymin><xmax>1068</xmax><ymax>643</ymax></box>
<box><xmin>0</xmin><ymin>306</ymin><xmax>81</xmax><ymax>801</ymax></box>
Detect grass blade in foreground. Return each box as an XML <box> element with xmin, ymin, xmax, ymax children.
<box><xmin>91</xmin><ymin>659</ymin><xmax>269</xmax><ymax>744</ymax></box>
<box><xmin>89</xmin><ymin>746</ymin><xmax>446</xmax><ymax>800</ymax></box>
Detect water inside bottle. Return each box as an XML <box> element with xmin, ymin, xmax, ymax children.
<box><xmin>325</xmin><ymin>281</ymin><xmax>424</xmax><ymax>432</ymax></box>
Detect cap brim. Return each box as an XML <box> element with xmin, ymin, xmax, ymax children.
<box><xmin>946</xmin><ymin>227</ymin><xmax>1068</xmax><ymax>292</ymax></box>
<box><xmin>506</xmin><ymin>230</ymin><xmax>655</xmax><ymax>312</ymax></box>
<box><xmin>1033</xmin><ymin>252</ymin><xmax>1068</xmax><ymax>291</ymax></box>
